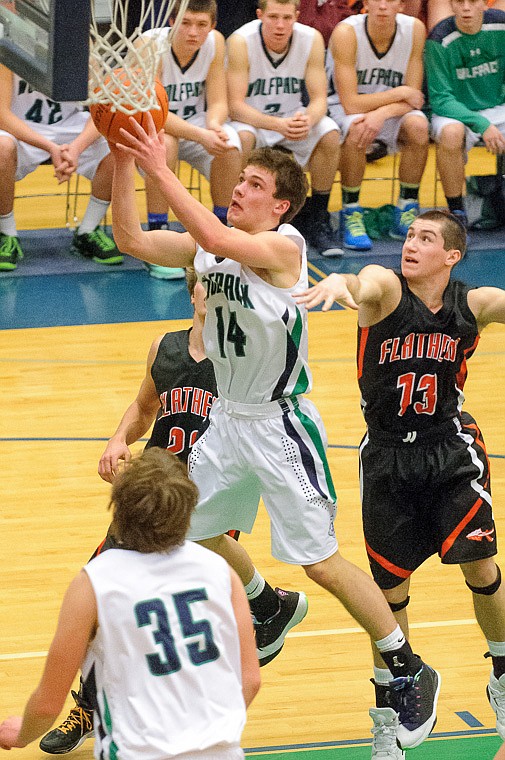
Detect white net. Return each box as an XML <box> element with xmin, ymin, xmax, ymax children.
<box><xmin>87</xmin><ymin>0</ymin><xmax>189</xmax><ymax>113</ymax></box>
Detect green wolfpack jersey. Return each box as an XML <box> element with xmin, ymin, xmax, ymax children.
<box><xmin>231</xmin><ymin>19</ymin><xmax>315</xmax><ymax>118</ymax></box>
<box><xmin>195</xmin><ymin>224</ymin><xmax>312</xmax><ymax>404</ymax></box>
<box><xmin>425</xmin><ymin>9</ymin><xmax>505</xmax><ymax>134</ymax></box>
<box><xmin>327</xmin><ymin>13</ymin><xmax>415</xmax><ymax>109</ymax></box>
<box><xmin>142</xmin><ymin>27</ymin><xmax>217</xmax><ymax>119</ymax></box>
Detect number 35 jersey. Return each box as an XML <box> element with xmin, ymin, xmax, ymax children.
<box><xmin>357</xmin><ymin>273</ymin><xmax>479</xmax><ymax>434</ymax></box>
<box><xmin>195</xmin><ymin>224</ymin><xmax>312</xmax><ymax>404</ymax></box>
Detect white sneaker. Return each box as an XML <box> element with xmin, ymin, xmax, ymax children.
<box><xmin>488</xmin><ymin>672</ymin><xmax>505</xmax><ymax>739</ymax></box>
<box><xmin>370</xmin><ymin>708</ymin><xmax>405</xmax><ymax>759</ymax></box>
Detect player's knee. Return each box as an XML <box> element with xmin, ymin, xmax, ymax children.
<box><xmin>403</xmin><ymin>118</ymin><xmax>429</xmax><ymax>147</ymax></box>
<box><xmin>0</xmin><ymin>134</ymin><xmax>16</xmax><ymax>163</ymax></box>
<box><xmin>439</xmin><ymin>123</ymin><xmax>465</xmax><ymax>151</ymax></box>
<box><xmin>466</xmin><ymin>564</ymin><xmax>502</xmax><ymax>596</ymax></box>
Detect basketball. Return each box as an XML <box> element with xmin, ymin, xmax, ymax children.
<box><xmin>89</xmin><ymin>70</ymin><xmax>169</xmax><ymax>145</ymax></box>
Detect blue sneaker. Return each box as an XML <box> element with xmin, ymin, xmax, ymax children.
<box><xmin>389</xmin><ymin>202</ymin><xmax>420</xmax><ymax>240</ymax></box>
<box><xmin>340</xmin><ymin>206</ymin><xmax>372</xmax><ymax>250</ymax></box>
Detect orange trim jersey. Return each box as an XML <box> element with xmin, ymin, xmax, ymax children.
<box><xmin>356</xmin><ymin>273</ymin><xmax>479</xmax><ymax>434</ymax></box>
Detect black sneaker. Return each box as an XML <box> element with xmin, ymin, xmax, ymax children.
<box><xmin>305</xmin><ymin>210</ymin><xmax>344</xmax><ymax>258</ymax></box>
<box><xmin>254</xmin><ymin>587</ymin><xmax>308</xmax><ymax>667</ymax></box>
<box><xmin>72</xmin><ymin>227</ymin><xmax>123</xmax><ymax>265</ymax></box>
<box><xmin>39</xmin><ymin>689</ymin><xmax>94</xmax><ymax>754</ymax></box>
<box><xmin>391</xmin><ymin>662</ymin><xmax>441</xmax><ymax>749</ymax></box>
<box><xmin>0</xmin><ymin>233</ymin><xmax>23</xmax><ymax>271</ymax></box>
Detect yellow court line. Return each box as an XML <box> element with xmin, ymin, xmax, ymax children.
<box><xmin>307</xmin><ymin>261</ymin><xmax>329</xmax><ymax>280</ymax></box>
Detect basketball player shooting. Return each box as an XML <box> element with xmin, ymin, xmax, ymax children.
<box><xmin>110</xmin><ymin>114</ymin><xmax>441</xmax><ymax>751</ymax></box>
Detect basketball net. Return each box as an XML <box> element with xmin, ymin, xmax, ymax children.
<box><xmin>87</xmin><ymin>0</ymin><xmax>190</xmax><ymax>114</ymax></box>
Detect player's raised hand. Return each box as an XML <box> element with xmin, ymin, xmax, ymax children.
<box><xmin>294</xmin><ymin>273</ymin><xmax>359</xmax><ymax>312</ymax></box>
<box><xmin>116</xmin><ymin>112</ymin><xmax>168</xmax><ymax>176</ymax></box>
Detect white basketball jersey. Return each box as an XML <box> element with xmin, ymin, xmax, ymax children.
<box><xmin>143</xmin><ymin>27</ymin><xmax>216</xmax><ymax>120</ymax></box>
<box><xmin>327</xmin><ymin>13</ymin><xmax>415</xmax><ymax>108</ymax></box>
<box><xmin>232</xmin><ymin>19</ymin><xmax>315</xmax><ymax>118</ymax></box>
<box><xmin>83</xmin><ymin>544</ymin><xmax>246</xmax><ymax>759</ymax></box>
<box><xmin>10</xmin><ymin>74</ymin><xmax>83</xmax><ymax>127</ymax></box>
<box><xmin>195</xmin><ymin>224</ymin><xmax>312</xmax><ymax>404</ymax></box>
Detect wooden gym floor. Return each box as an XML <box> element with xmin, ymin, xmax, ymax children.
<box><xmin>1</xmin><ymin>148</ymin><xmax>504</xmax><ymax>758</ymax></box>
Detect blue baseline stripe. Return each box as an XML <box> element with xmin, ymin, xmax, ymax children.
<box><xmin>0</xmin><ymin>438</ymin><xmax>504</xmax><ymax>459</ymax></box>
<box><xmin>456</xmin><ymin>711</ymin><xmax>484</xmax><ymax>728</ymax></box>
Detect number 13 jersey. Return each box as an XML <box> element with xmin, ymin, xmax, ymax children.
<box><xmin>357</xmin><ymin>273</ymin><xmax>479</xmax><ymax>433</ymax></box>
<box><xmin>195</xmin><ymin>224</ymin><xmax>312</xmax><ymax>404</ymax></box>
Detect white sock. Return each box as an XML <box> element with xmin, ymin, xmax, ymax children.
<box><xmin>78</xmin><ymin>195</ymin><xmax>110</xmax><ymax>234</ymax></box>
<box><xmin>375</xmin><ymin>625</ymin><xmax>406</xmax><ymax>653</ymax></box>
<box><xmin>488</xmin><ymin>640</ymin><xmax>505</xmax><ymax>658</ymax></box>
<box><xmin>373</xmin><ymin>666</ymin><xmax>393</xmax><ymax>686</ymax></box>
<box><xmin>0</xmin><ymin>211</ymin><xmax>17</xmax><ymax>237</ymax></box>
<box><xmin>244</xmin><ymin>568</ymin><xmax>265</xmax><ymax>600</ymax></box>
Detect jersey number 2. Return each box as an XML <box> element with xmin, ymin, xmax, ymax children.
<box><xmin>135</xmin><ymin>590</ymin><xmax>219</xmax><ymax>676</ymax></box>
<box><xmin>397</xmin><ymin>372</ymin><xmax>437</xmax><ymax>416</ymax></box>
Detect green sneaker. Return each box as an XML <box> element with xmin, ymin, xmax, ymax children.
<box><xmin>72</xmin><ymin>227</ymin><xmax>123</xmax><ymax>265</ymax></box>
<box><xmin>0</xmin><ymin>234</ymin><xmax>23</xmax><ymax>271</ymax></box>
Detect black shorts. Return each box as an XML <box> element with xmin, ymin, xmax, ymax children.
<box><xmin>360</xmin><ymin>412</ymin><xmax>496</xmax><ymax>590</ymax></box>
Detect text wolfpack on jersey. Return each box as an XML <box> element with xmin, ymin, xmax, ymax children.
<box><xmin>379</xmin><ymin>332</ymin><xmax>461</xmax><ymax>364</ymax></box>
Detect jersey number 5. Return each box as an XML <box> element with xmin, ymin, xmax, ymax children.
<box><xmin>135</xmin><ymin>590</ymin><xmax>220</xmax><ymax>676</ymax></box>
<box><xmin>397</xmin><ymin>372</ymin><xmax>437</xmax><ymax>416</ymax></box>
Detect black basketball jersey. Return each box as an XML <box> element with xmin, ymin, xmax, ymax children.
<box><xmin>146</xmin><ymin>329</ymin><xmax>217</xmax><ymax>463</ymax></box>
<box><xmin>357</xmin><ymin>274</ymin><xmax>480</xmax><ymax>434</ymax></box>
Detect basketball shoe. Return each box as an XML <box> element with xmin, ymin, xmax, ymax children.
<box><xmin>254</xmin><ymin>587</ymin><xmax>308</xmax><ymax>666</ymax></box>
<box><xmin>390</xmin><ymin>661</ymin><xmax>440</xmax><ymax>749</ymax></box>
<box><xmin>389</xmin><ymin>201</ymin><xmax>419</xmax><ymax>240</ymax></box>
<box><xmin>340</xmin><ymin>206</ymin><xmax>372</xmax><ymax>251</ymax></box>
<box><xmin>369</xmin><ymin>707</ymin><xmax>405</xmax><ymax>759</ymax></box>
<box><xmin>72</xmin><ymin>227</ymin><xmax>123</xmax><ymax>265</ymax></box>
<box><xmin>487</xmin><ymin>671</ymin><xmax>505</xmax><ymax>739</ymax></box>
<box><xmin>39</xmin><ymin>688</ymin><xmax>94</xmax><ymax>754</ymax></box>
<box><xmin>0</xmin><ymin>234</ymin><xmax>23</xmax><ymax>271</ymax></box>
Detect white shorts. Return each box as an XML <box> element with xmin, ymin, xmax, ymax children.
<box><xmin>230</xmin><ymin>114</ymin><xmax>340</xmax><ymax>168</ymax></box>
<box><xmin>187</xmin><ymin>395</ymin><xmax>338</xmax><ymax>565</ymax></box>
<box><xmin>431</xmin><ymin>104</ymin><xmax>505</xmax><ymax>158</ymax></box>
<box><xmin>329</xmin><ymin>105</ymin><xmax>427</xmax><ymax>153</ymax></box>
<box><xmin>177</xmin><ymin>113</ymin><xmax>241</xmax><ymax>180</ymax></box>
<box><xmin>0</xmin><ymin>111</ymin><xmax>110</xmax><ymax>181</ymax></box>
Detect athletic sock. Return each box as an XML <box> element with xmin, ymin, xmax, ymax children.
<box><xmin>398</xmin><ymin>183</ymin><xmax>420</xmax><ymax>203</ymax></box>
<box><xmin>309</xmin><ymin>191</ymin><xmax>331</xmax><ymax>214</ymax></box>
<box><xmin>148</xmin><ymin>212</ymin><xmax>169</xmax><ymax>231</ymax></box>
<box><xmin>245</xmin><ymin>569</ymin><xmax>280</xmax><ymax>623</ymax></box>
<box><xmin>446</xmin><ymin>195</ymin><xmax>465</xmax><ymax>213</ymax></box>
<box><xmin>487</xmin><ymin>641</ymin><xmax>505</xmax><ymax>679</ymax></box>
<box><xmin>78</xmin><ymin>195</ymin><xmax>110</xmax><ymax>234</ymax></box>
<box><xmin>0</xmin><ymin>211</ymin><xmax>17</xmax><ymax>237</ymax></box>
<box><xmin>341</xmin><ymin>186</ymin><xmax>361</xmax><ymax>206</ymax></box>
<box><xmin>212</xmin><ymin>205</ymin><xmax>228</xmax><ymax>224</ymax></box>
<box><xmin>375</xmin><ymin>625</ymin><xmax>421</xmax><ymax>678</ymax></box>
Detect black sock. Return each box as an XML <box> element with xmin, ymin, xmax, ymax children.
<box><xmin>399</xmin><ymin>183</ymin><xmax>420</xmax><ymax>201</ymax></box>
<box><xmin>342</xmin><ymin>187</ymin><xmax>361</xmax><ymax>205</ymax></box>
<box><xmin>446</xmin><ymin>195</ymin><xmax>464</xmax><ymax>213</ymax></box>
<box><xmin>248</xmin><ymin>582</ymin><xmax>280</xmax><ymax>623</ymax></box>
<box><xmin>310</xmin><ymin>191</ymin><xmax>331</xmax><ymax>214</ymax></box>
<box><xmin>492</xmin><ymin>655</ymin><xmax>505</xmax><ymax>680</ymax></box>
<box><xmin>372</xmin><ymin>679</ymin><xmax>391</xmax><ymax>708</ymax></box>
<box><xmin>380</xmin><ymin>642</ymin><xmax>422</xmax><ymax>679</ymax></box>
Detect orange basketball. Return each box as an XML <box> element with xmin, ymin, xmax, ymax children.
<box><xmin>90</xmin><ymin>70</ymin><xmax>169</xmax><ymax>145</ymax></box>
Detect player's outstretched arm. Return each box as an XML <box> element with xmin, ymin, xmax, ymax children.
<box><xmin>230</xmin><ymin>569</ymin><xmax>261</xmax><ymax>708</ymax></box>
<box><xmin>0</xmin><ymin>572</ymin><xmax>96</xmax><ymax>749</ymax></box>
<box><xmin>111</xmin><ymin>142</ymin><xmax>196</xmax><ymax>268</ymax></box>
<box><xmin>468</xmin><ymin>286</ymin><xmax>505</xmax><ymax>331</ymax></box>
<box><xmin>98</xmin><ymin>336</ymin><xmax>163</xmax><ymax>482</ymax></box>
<box><xmin>294</xmin><ymin>273</ymin><xmax>360</xmax><ymax>312</ymax></box>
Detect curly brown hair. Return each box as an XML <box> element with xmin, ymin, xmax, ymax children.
<box><xmin>109</xmin><ymin>448</ymin><xmax>199</xmax><ymax>553</ymax></box>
